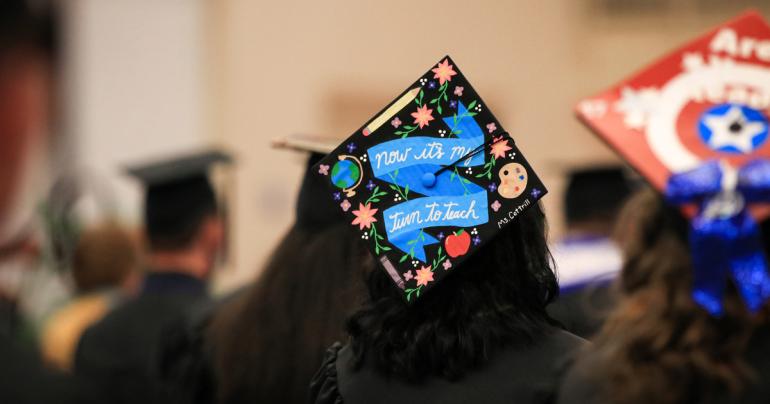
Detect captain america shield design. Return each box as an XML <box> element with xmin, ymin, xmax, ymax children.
<box><xmin>698</xmin><ymin>103</ymin><xmax>769</xmax><ymax>154</ymax></box>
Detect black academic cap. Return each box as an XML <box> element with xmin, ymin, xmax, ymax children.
<box><xmin>126</xmin><ymin>150</ymin><xmax>232</xmax><ymax>250</ymax></box>
<box><xmin>564</xmin><ymin>166</ymin><xmax>632</xmax><ymax>225</ymax></box>
<box><xmin>272</xmin><ymin>135</ymin><xmax>344</xmax><ymax>230</ymax></box>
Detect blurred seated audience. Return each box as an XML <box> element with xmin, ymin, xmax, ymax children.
<box><xmin>547</xmin><ymin>166</ymin><xmax>632</xmax><ymax>338</ymax></box>
<box><xmin>40</xmin><ymin>222</ymin><xmax>140</xmax><ymax>371</ymax></box>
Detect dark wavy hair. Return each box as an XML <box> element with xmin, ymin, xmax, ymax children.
<box><xmin>346</xmin><ymin>202</ymin><xmax>559</xmax><ymax>382</ymax></box>
<box><xmin>593</xmin><ymin>189</ymin><xmax>767</xmax><ymax>404</ymax></box>
<box><xmin>208</xmin><ymin>222</ymin><xmax>369</xmax><ymax>404</ymax></box>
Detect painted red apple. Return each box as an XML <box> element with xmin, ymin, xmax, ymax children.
<box><xmin>445</xmin><ymin>230</ymin><xmax>471</xmax><ymax>258</ymax></box>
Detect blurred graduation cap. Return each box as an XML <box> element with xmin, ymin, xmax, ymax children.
<box><xmin>271</xmin><ymin>134</ymin><xmax>338</xmax><ymax>156</ymax></box>
<box><xmin>574</xmin><ymin>12</ymin><xmax>770</xmax><ymax>316</ymax></box>
<box><xmin>272</xmin><ymin>134</ymin><xmax>345</xmax><ymax>230</ymax></box>
<box><xmin>126</xmin><ymin>150</ymin><xmax>233</xmax><ymax>251</ymax></box>
<box><xmin>563</xmin><ymin>165</ymin><xmax>634</xmax><ymax>226</ymax></box>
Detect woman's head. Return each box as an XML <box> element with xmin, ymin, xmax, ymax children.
<box><xmin>594</xmin><ymin>188</ymin><xmax>763</xmax><ymax>404</ymax></box>
<box><xmin>347</xmin><ymin>202</ymin><xmax>558</xmax><ymax>382</ymax></box>
<box><xmin>209</xmin><ymin>152</ymin><xmax>368</xmax><ymax>403</ymax></box>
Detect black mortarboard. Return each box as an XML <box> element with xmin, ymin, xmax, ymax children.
<box><xmin>564</xmin><ymin>166</ymin><xmax>632</xmax><ymax>225</ymax></box>
<box><xmin>314</xmin><ymin>56</ymin><xmax>547</xmax><ymax>302</ymax></box>
<box><xmin>272</xmin><ymin>135</ymin><xmax>343</xmax><ymax>230</ymax></box>
<box><xmin>126</xmin><ymin>150</ymin><xmax>232</xmax><ymax>250</ymax></box>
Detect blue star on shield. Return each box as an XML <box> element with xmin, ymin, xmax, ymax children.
<box><xmin>698</xmin><ymin>103</ymin><xmax>769</xmax><ymax>154</ymax></box>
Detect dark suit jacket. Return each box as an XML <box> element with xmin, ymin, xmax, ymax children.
<box><xmin>0</xmin><ymin>297</ymin><xmax>98</xmax><ymax>404</ymax></box>
<box><xmin>74</xmin><ymin>271</ymin><xmax>210</xmax><ymax>404</ymax></box>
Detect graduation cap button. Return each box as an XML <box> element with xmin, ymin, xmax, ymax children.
<box><xmin>421</xmin><ymin>172</ymin><xmax>437</xmax><ymax>188</ymax></box>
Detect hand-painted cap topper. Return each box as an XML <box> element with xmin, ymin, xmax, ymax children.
<box><xmin>316</xmin><ymin>55</ymin><xmax>546</xmax><ymax>302</ymax></box>
<box><xmin>576</xmin><ymin>11</ymin><xmax>770</xmax><ymax>316</ymax></box>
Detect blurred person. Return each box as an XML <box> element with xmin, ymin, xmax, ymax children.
<box><xmin>0</xmin><ymin>0</ymin><xmax>58</xmax><ymax>331</ymax></box>
<box><xmin>206</xmin><ymin>149</ymin><xmax>368</xmax><ymax>404</ymax></box>
<box><xmin>40</xmin><ymin>222</ymin><xmax>141</xmax><ymax>371</ymax></box>
<box><xmin>308</xmin><ymin>56</ymin><xmax>586</xmax><ymax>403</ymax></box>
<box><xmin>74</xmin><ymin>151</ymin><xmax>231</xmax><ymax>404</ymax></box>
<box><xmin>0</xmin><ymin>0</ymin><xmax>98</xmax><ymax>402</ymax></box>
<box><xmin>310</xmin><ymin>203</ymin><xmax>585</xmax><ymax>404</ymax></box>
<box><xmin>558</xmin><ymin>188</ymin><xmax>770</xmax><ymax>404</ymax></box>
<box><xmin>559</xmin><ymin>11</ymin><xmax>770</xmax><ymax>402</ymax></box>
<box><xmin>547</xmin><ymin>166</ymin><xmax>633</xmax><ymax>338</ymax></box>
<box><xmin>156</xmin><ymin>138</ymin><xmax>369</xmax><ymax>404</ymax></box>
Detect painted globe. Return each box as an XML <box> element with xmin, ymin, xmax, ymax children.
<box><xmin>331</xmin><ymin>159</ymin><xmax>360</xmax><ymax>189</ymax></box>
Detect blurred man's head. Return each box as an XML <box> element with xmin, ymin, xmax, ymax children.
<box><xmin>145</xmin><ymin>176</ymin><xmax>220</xmax><ymax>251</ymax></box>
<box><xmin>127</xmin><ymin>151</ymin><xmax>232</xmax><ymax>280</ymax></box>
<box><xmin>0</xmin><ymin>0</ymin><xmax>57</xmax><ymax>242</ymax></box>
<box><xmin>564</xmin><ymin>166</ymin><xmax>633</xmax><ymax>236</ymax></box>
<box><xmin>144</xmin><ymin>175</ymin><xmax>225</xmax><ymax>279</ymax></box>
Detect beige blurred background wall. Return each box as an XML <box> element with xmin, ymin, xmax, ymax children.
<box><xmin>65</xmin><ymin>0</ymin><xmax>208</xmax><ymax>228</ymax></box>
<box><xmin>65</xmin><ymin>0</ymin><xmax>770</xmax><ymax>292</ymax></box>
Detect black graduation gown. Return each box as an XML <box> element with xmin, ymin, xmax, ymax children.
<box><xmin>153</xmin><ymin>286</ymin><xmax>245</xmax><ymax>404</ymax></box>
<box><xmin>310</xmin><ymin>327</ymin><xmax>585</xmax><ymax>404</ymax></box>
<box><xmin>547</xmin><ymin>283</ymin><xmax>617</xmax><ymax>339</ymax></box>
<box><xmin>0</xmin><ymin>297</ymin><xmax>98</xmax><ymax>404</ymax></box>
<box><xmin>74</xmin><ymin>271</ymin><xmax>210</xmax><ymax>404</ymax></box>
<box><xmin>556</xmin><ymin>324</ymin><xmax>770</xmax><ymax>404</ymax></box>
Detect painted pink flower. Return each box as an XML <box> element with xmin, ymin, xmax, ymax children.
<box><xmin>415</xmin><ymin>265</ymin><xmax>434</xmax><ymax>287</ymax></box>
<box><xmin>486</xmin><ymin>122</ymin><xmax>497</xmax><ymax>133</ymax></box>
<box><xmin>454</xmin><ymin>86</ymin><xmax>464</xmax><ymax>96</ymax></box>
<box><xmin>351</xmin><ymin>202</ymin><xmax>378</xmax><ymax>230</ymax></box>
<box><xmin>403</xmin><ymin>270</ymin><xmax>414</xmax><ymax>281</ymax></box>
<box><xmin>318</xmin><ymin>164</ymin><xmax>330</xmax><ymax>175</ymax></box>
<box><xmin>391</xmin><ymin>117</ymin><xmax>402</xmax><ymax>128</ymax></box>
<box><xmin>411</xmin><ymin>105</ymin><xmax>434</xmax><ymax>129</ymax></box>
<box><xmin>491</xmin><ymin>200</ymin><xmax>502</xmax><ymax>212</ymax></box>
<box><xmin>443</xmin><ymin>260</ymin><xmax>452</xmax><ymax>270</ymax></box>
<box><xmin>490</xmin><ymin>136</ymin><xmax>512</xmax><ymax>159</ymax></box>
<box><xmin>340</xmin><ymin>199</ymin><xmax>352</xmax><ymax>212</ymax></box>
<box><xmin>431</xmin><ymin>58</ymin><xmax>457</xmax><ymax>85</ymax></box>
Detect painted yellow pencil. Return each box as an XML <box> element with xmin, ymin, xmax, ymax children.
<box><xmin>362</xmin><ymin>87</ymin><xmax>421</xmax><ymax>136</ymax></box>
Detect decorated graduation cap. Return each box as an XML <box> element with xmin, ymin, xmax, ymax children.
<box><xmin>126</xmin><ymin>150</ymin><xmax>233</xmax><ymax>250</ymax></box>
<box><xmin>315</xmin><ymin>56</ymin><xmax>546</xmax><ymax>302</ymax></box>
<box><xmin>576</xmin><ymin>11</ymin><xmax>770</xmax><ymax>316</ymax></box>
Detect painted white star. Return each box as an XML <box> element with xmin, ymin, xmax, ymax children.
<box><xmin>613</xmin><ymin>86</ymin><xmax>661</xmax><ymax>130</ymax></box>
<box><xmin>704</xmin><ymin>106</ymin><xmax>766</xmax><ymax>153</ymax></box>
